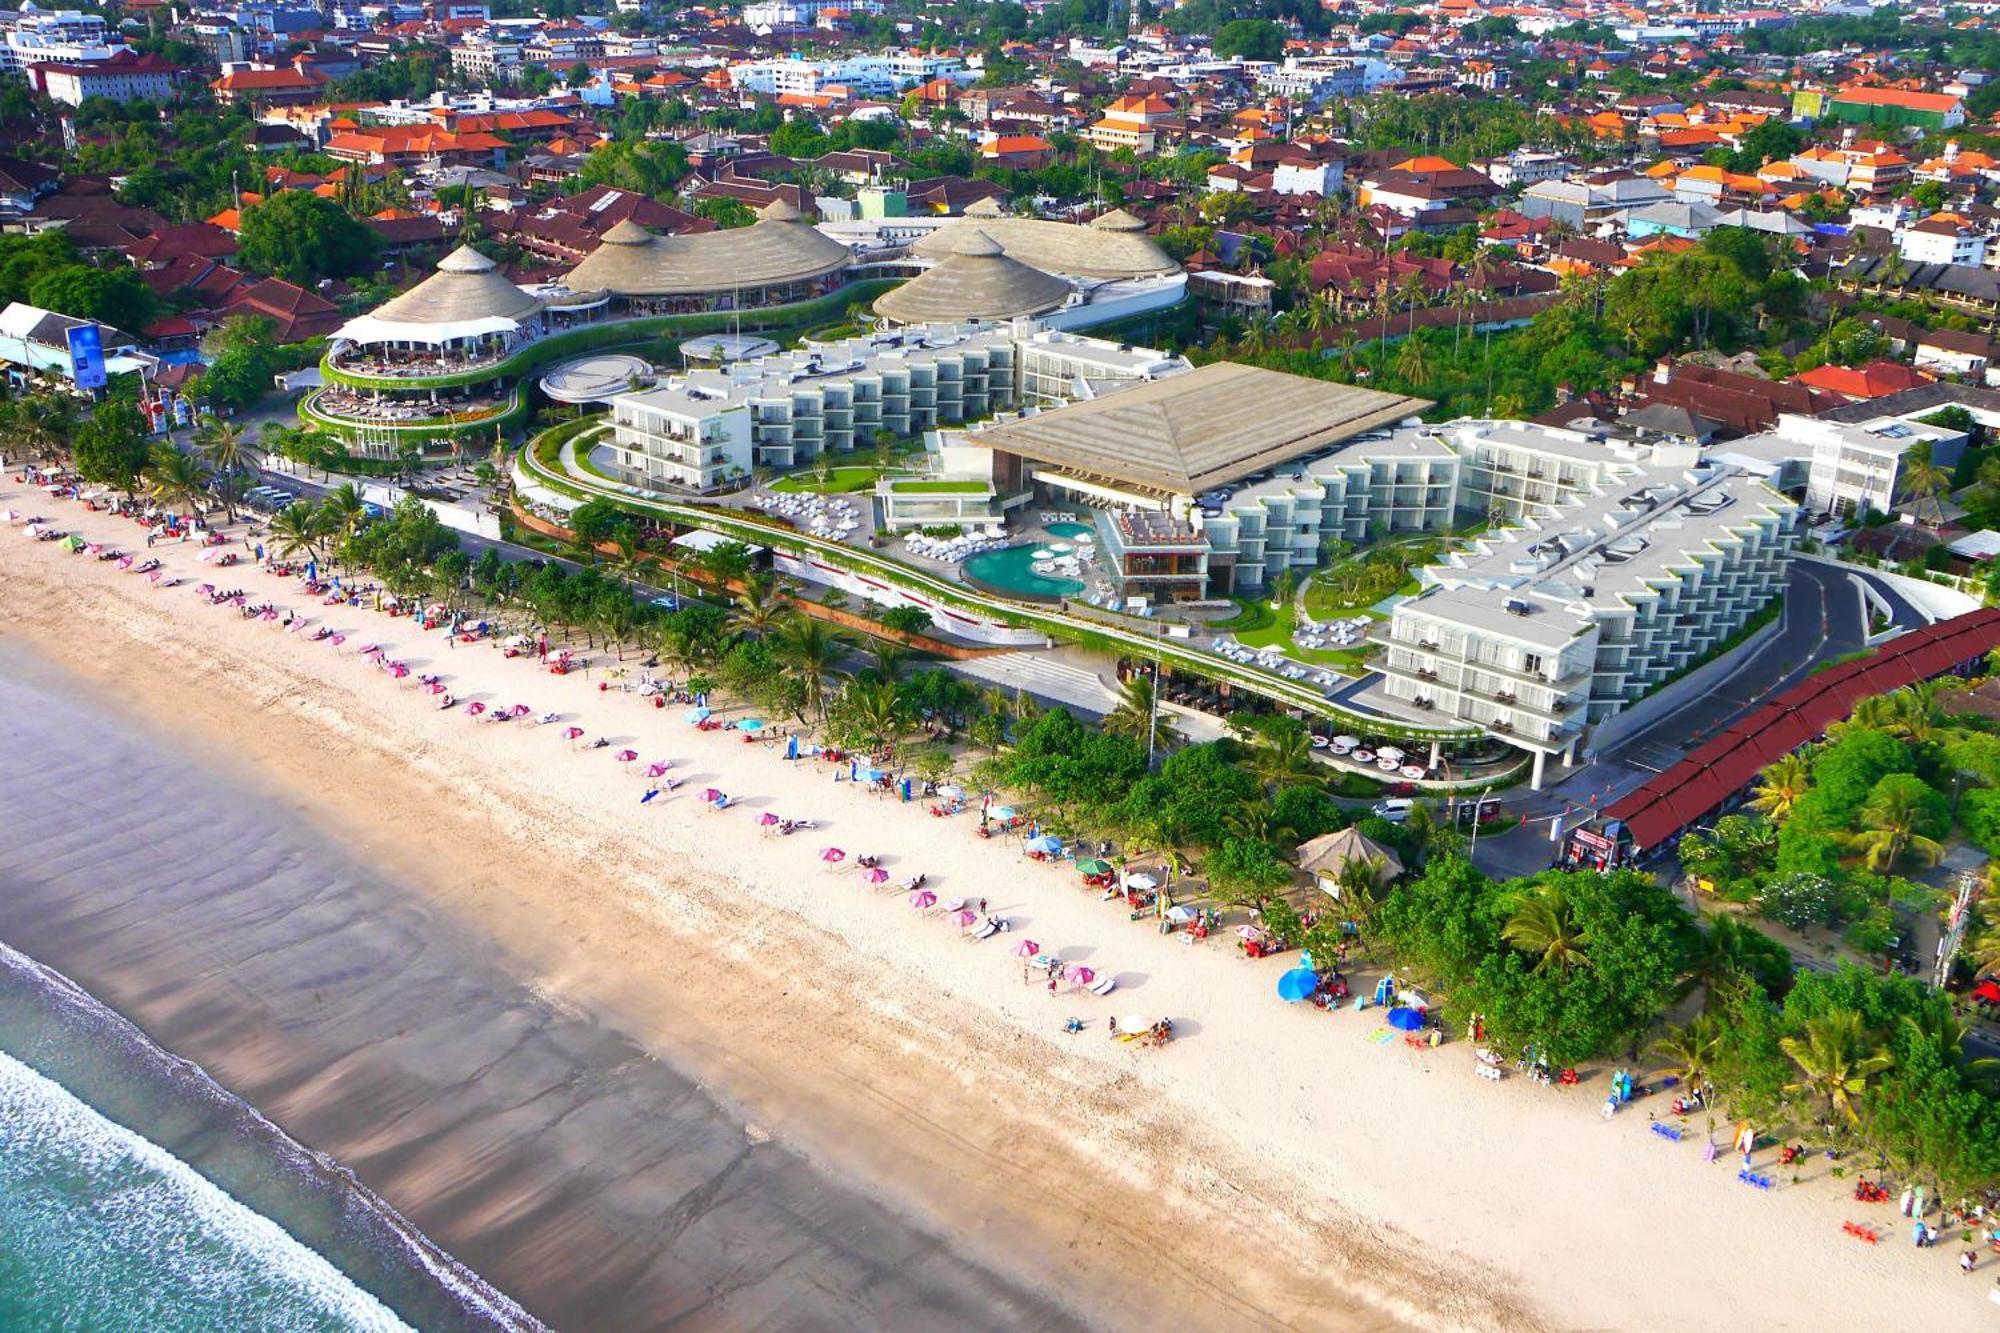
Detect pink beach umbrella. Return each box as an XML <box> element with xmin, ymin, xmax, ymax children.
<box><xmin>390</xmin><ymin>663</ymin><xmax>410</xmax><ymax>679</ymax></box>
<box><xmin>907</xmin><ymin>889</ymin><xmax>937</xmax><ymax>909</ymax></box>
<box><xmin>260</xmin><ymin>605</ymin><xmax>277</xmax><ymax>621</ymax></box>
<box><xmin>1064</xmin><ymin>965</ymin><xmax>1095</xmax><ymax>986</ymax></box>
<box><xmin>950</xmin><ymin>908</ymin><xmax>979</xmax><ymax>928</ymax></box>
<box><xmin>1011</xmin><ymin>939</ymin><xmax>1041</xmax><ymax>958</ymax></box>
<box><xmin>563</xmin><ymin>726</ymin><xmax>585</xmax><ymax>741</ymax></box>
<box><xmin>196</xmin><ymin>582</ymin><xmax>214</xmax><ymax>596</ymax></box>
<box><xmin>646</xmin><ymin>761</ymin><xmax>671</xmax><ymax>778</ymax></box>
<box><xmin>117</xmin><ymin>554</ymin><xmax>133</xmax><ymax>569</ymax></box>
<box><xmin>1234</xmin><ymin>925</ymin><xmax>1265</xmax><ymax>941</ymax></box>
<box><xmin>616</xmin><ymin>749</ymin><xmax>639</xmax><ymax>763</ymax></box>
<box><xmin>701</xmin><ymin>787</ymin><xmax>724</xmax><ymax>803</ymax></box>
<box><xmin>757</xmin><ymin>812</ymin><xmax>781</xmax><ymax>826</ymax></box>
<box><xmin>467</xmin><ymin>701</ymin><xmax>487</xmax><ymax>716</ymax></box>
<box><xmin>427</xmin><ymin>681</ymin><xmax>446</xmax><ymax>695</ymax></box>
<box><xmin>509</xmin><ymin>704</ymin><xmax>531</xmax><ymax>718</ymax></box>
<box><xmin>230</xmin><ymin>594</ymin><xmax>246</xmax><ymax>607</ymax></box>
<box><xmin>820</xmin><ymin>847</ymin><xmax>846</xmax><ymax>863</ymax></box>
<box><xmin>329</xmin><ymin>634</ymin><xmax>346</xmax><ymax>647</ymax></box>
<box><xmin>864</xmin><ymin>867</ymin><xmax>890</xmax><ymax>885</ymax></box>
<box><xmin>360</xmin><ymin>643</ymin><xmax>381</xmax><ymax>657</ymax></box>
<box><xmin>146</xmin><ymin>570</ymin><xmax>162</xmax><ymax>583</ymax></box>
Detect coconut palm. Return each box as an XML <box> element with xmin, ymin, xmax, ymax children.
<box><xmin>1101</xmin><ymin>672</ymin><xmax>1178</xmax><ymax>748</ymax></box>
<box><xmin>320</xmin><ymin>482</ymin><xmax>368</xmax><ymax>540</ymax></box>
<box><xmin>1780</xmin><ymin>1010</ymin><xmax>1893</xmax><ymax>1129</ymax></box>
<box><xmin>144</xmin><ymin>446</ymin><xmax>209</xmax><ymax>516</ymax></box>
<box><xmin>773</xmin><ymin>615</ymin><xmax>848</xmax><ymax>721</ymax></box>
<box><xmin>1844</xmin><ymin>782</ymin><xmax>1945</xmax><ymax>872</ymax></box>
<box><xmin>192</xmin><ymin>416</ymin><xmax>255</xmax><ymax>519</ymax></box>
<box><xmin>1680</xmin><ymin>913</ymin><xmax>1770</xmax><ymax>1009</ymax></box>
<box><xmin>1500</xmin><ymin>881</ymin><xmax>1591</xmax><ymax>974</ymax></box>
<box><xmin>1650</xmin><ymin>1014</ymin><xmax>1723</xmax><ymax>1093</ymax></box>
<box><xmin>607</xmin><ymin>525</ymin><xmax>647</xmax><ymax>592</ymax></box>
<box><xmin>842</xmin><ymin>677</ymin><xmax>907</xmax><ymax>753</ymax></box>
<box><xmin>267</xmin><ymin>498</ymin><xmax>325</xmax><ymax>565</ymax></box>
<box><xmin>1886</xmin><ymin>681</ymin><xmax>1948</xmax><ymax>745</ymax></box>
<box><xmin>1897</xmin><ymin>451</ymin><xmax>1952</xmax><ymax>529</ymax></box>
<box><xmin>1746</xmin><ymin>753</ymin><xmax>1811</xmax><ymax>824</ymax></box>
<box><xmin>1394</xmin><ymin>335</ymin><xmax>1434</xmax><ymax>387</ymax></box>
<box><xmin>727</xmin><ymin>574</ymin><xmax>790</xmax><ymax>639</ymax></box>
<box><xmin>11</xmin><ymin>389</ymin><xmax>76</xmax><ymax>463</ymax></box>
<box><xmin>868</xmin><ymin>638</ymin><xmax>914</xmax><ymax>682</ymax></box>
<box><xmin>1247</xmin><ymin>723</ymin><xmax>1317</xmax><ymax>790</ymax></box>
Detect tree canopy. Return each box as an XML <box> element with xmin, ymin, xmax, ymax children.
<box><xmin>237</xmin><ymin>190</ymin><xmax>379</xmax><ymax>284</ymax></box>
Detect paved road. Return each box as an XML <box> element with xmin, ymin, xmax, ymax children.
<box><xmin>1471</xmin><ymin>559</ymin><xmax>1923</xmax><ymax>880</ymax></box>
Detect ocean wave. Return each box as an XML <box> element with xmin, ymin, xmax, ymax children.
<box><xmin>0</xmin><ymin>940</ymin><xmax>543</xmax><ymax>1333</ymax></box>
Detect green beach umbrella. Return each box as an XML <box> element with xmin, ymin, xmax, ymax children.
<box><xmin>1076</xmin><ymin>858</ymin><xmax>1112</xmax><ymax>876</ymax></box>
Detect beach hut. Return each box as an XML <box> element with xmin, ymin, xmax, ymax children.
<box><xmin>1295</xmin><ymin>827</ymin><xmax>1404</xmax><ymax>902</ymax></box>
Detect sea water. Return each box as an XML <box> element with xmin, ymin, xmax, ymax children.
<box><xmin>0</xmin><ymin>1048</ymin><xmax>410</xmax><ymax>1332</ymax></box>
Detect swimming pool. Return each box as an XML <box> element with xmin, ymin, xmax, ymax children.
<box><xmin>1046</xmin><ymin>521</ymin><xmax>1094</xmax><ymax>540</ymax></box>
<box><xmin>962</xmin><ymin>544</ymin><xmax>1085</xmax><ymax>601</ymax></box>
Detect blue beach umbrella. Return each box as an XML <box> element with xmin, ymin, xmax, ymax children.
<box><xmin>1026</xmin><ymin>834</ymin><xmax>1063</xmax><ymax>854</ymax></box>
<box><xmin>1386</xmin><ymin>1006</ymin><xmax>1426</xmax><ymax>1032</ymax></box>
<box><xmin>738</xmin><ymin>718</ymin><xmax>765</xmax><ymax>733</ymax></box>
<box><xmin>683</xmin><ymin>707</ymin><xmax>712</xmax><ymax>723</ymax></box>
<box><xmin>1277</xmin><ymin>968</ymin><xmax>1319</xmax><ymax>1003</ymax></box>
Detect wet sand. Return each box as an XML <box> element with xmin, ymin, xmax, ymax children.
<box><xmin>0</xmin><ymin>651</ymin><xmax>1076</xmax><ymax>1331</ymax></box>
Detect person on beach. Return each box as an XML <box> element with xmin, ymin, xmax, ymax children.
<box><xmin>1963</xmin><ymin>1251</ymin><xmax>1978</xmax><ymax>1274</ymax></box>
<box><xmin>1901</xmin><ymin>1187</ymin><xmax>1914</xmax><ymax>1217</ymax></box>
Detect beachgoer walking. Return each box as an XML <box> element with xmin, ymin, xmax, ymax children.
<box><xmin>1047</xmin><ymin>977</ymin><xmax>1058</xmax><ymax>997</ymax></box>
<box><xmin>1963</xmin><ymin>1251</ymin><xmax>1977</xmax><ymax>1274</ymax></box>
<box><xmin>1900</xmin><ymin>1187</ymin><xmax>1914</xmax><ymax>1217</ymax></box>
<box><xmin>977</xmin><ymin>898</ymin><xmax>987</xmax><ymax>915</ymax></box>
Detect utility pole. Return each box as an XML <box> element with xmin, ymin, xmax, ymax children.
<box><xmin>1934</xmin><ymin>868</ymin><xmax>1978</xmax><ymax>990</ymax></box>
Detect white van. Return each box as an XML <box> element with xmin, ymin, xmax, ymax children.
<box><xmin>1370</xmin><ymin>799</ymin><xmax>1413</xmax><ymax>824</ymax></box>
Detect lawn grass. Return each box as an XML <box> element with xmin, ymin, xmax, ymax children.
<box><xmin>1227</xmin><ymin>596</ymin><xmax>1373</xmax><ymax>672</ymax></box>
<box><xmin>888</xmin><ymin>479</ymin><xmax>989</xmax><ymax>494</ymax></box>
<box><xmin>771</xmin><ymin>465</ymin><xmax>899</xmax><ymax>494</ymax></box>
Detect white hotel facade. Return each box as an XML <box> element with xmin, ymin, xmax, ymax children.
<box><xmin>1375</xmin><ymin>428</ymin><xmax>1799</xmax><ymax>786</ymax></box>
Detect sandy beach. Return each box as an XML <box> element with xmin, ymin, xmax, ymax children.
<box><xmin>0</xmin><ymin>484</ymin><xmax>1986</xmax><ymax>1331</ymax></box>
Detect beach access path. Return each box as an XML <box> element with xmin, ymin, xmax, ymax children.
<box><xmin>0</xmin><ymin>486</ymin><xmax>1983</xmax><ymax>1333</ymax></box>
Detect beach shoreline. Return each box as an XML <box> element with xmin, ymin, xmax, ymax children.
<box><xmin>0</xmin><ymin>487</ymin><xmax>1983</xmax><ymax>1331</ymax></box>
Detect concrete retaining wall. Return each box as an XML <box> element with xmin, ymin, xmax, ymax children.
<box><xmin>1797</xmin><ymin>554</ymin><xmax>1980</xmax><ymax>624</ymax></box>
<box><xmin>361</xmin><ymin>482</ymin><xmax>502</xmax><ymax>541</ymax></box>
<box><xmin>1584</xmin><ymin>609</ymin><xmax>1788</xmax><ymax>758</ymax></box>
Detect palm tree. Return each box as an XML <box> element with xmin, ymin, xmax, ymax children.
<box><xmin>1102</xmin><ymin>672</ymin><xmax>1178</xmax><ymax>747</ymax></box>
<box><xmin>1844</xmin><ymin>782</ymin><xmax>1945</xmax><ymax>872</ymax></box>
<box><xmin>1746</xmin><ymin>753</ymin><xmax>1811</xmax><ymax>824</ymax></box>
<box><xmin>1897</xmin><ymin>450</ymin><xmax>1952</xmax><ymax>529</ymax></box>
<box><xmin>192</xmin><ymin>416</ymin><xmax>255</xmax><ymax>520</ymax></box>
<box><xmin>773</xmin><ymin>615</ymin><xmax>847</xmax><ymax>721</ymax></box>
<box><xmin>1225</xmin><ymin>800</ymin><xmax>1277</xmax><ymax>843</ymax></box>
<box><xmin>1681</xmin><ymin>913</ymin><xmax>1768</xmax><ymax>1009</ymax></box>
<box><xmin>1780</xmin><ymin>1010</ymin><xmax>1893</xmax><ymax>1130</ymax></box>
<box><xmin>607</xmin><ymin>526</ymin><xmax>647</xmax><ymax>593</ymax></box>
<box><xmin>1500</xmin><ymin>882</ymin><xmax>1591</xmax><ymax>974</ymax></box>
<box><xmin>728</xmin><ymin>574</ymin><xmax>789</xmax><ymax>639</ymax></box>
<box><xmin>267</xmin><ymin>498</ymin><xmax>325</xmax><ymax>565</ymax></box>
<box><xmin>1394</xmin><ymin>335</ymin><xmax>1434</xmax><ymax>387</ymax></box>
<box><xmin>1650</xmin><ymin>1015</ymin><xmax>1723</xmax><ymax>1094</ymax></box>
<box><xmin>1247</xmin><ymin>724</ymin><xmax>1317</xmax><ymax>790</ymax></box>
<box><xmin>844</xmin><ymin>677</ymin><xmax>907</xmax><ymax>753</ymax></box>
<box><xmin>12</xmin><ymin>389</ymin><xmax>76</xmax><ymax>463</ymax></box>
<box><xmin>320</xmin><ymin>482</ymin><xmax>368</xmax><ymax>542</ymax></box>
<box><xmin>1886</xmin><ymin>682</ymin><xmax>1948</xmax><ymax>745</ymax></box>
<box><xmin>868</xmin><ymin>638</ymin><xmax>913</xmax><ymax>682</ymax></box>
<box><xmin>144</xmin><ymin>446</ymin><xmax>209</xmax><ymax>516</ymax></box>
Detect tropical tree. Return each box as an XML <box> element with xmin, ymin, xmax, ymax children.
<box><xmin>728</xmin><ymin>574</ymin><xmax>790</xmax><ymax>639</ymax></box>
<box><xmin>1780</xmin><ymin>1010</ymin><xmax>1893</xmax><ymax>1129</ymax></box>
<box><xmin>1896</xmin><ymin>449</ymin><xmax>1952</xmax><ymax>529</ymax></box>
<box><xmin>267</xmin><ymin>498</ymin><xmax>326</xmax><ymax>565</ymax></box>
<box><xmin>1101</xmin><ymin>672</ymin><xmax>1177</xmax><ymax>748</ymax></box>
<box><xmin>1246</xmin><ymin>721</ymin><xmax>1317</xmax><ymax>791</ymax></box>
<box><xmin>607</xmin><ymin>524</ymin><xmax>647</xmax><ymax>592</ymax></box>
<box><xmin>1845</xmin><ymin>776</ymin><xmax>1947</xmax><ymax>872</ymax></box>
<box><xmin>1500</xmin><ymin>881</ymin><xmax>1591</xmax><ymax>974</ymax></box>
<box><xmin>773</xmin><ymin>614</ymin><xmax>848</xmax><ymax>721</ymax></box>
<box><xmin>1746</xmin><ymin>753</ymin><xmax>1811</xmax><ymax>824</ymax></box>
<box><xmin>1651</xmin><ymin>1014</ymin><xmax>1723</xmax><ymax>1095</ymax></box>
<box><xmin>143</xmin><ymin>446</ymin><xmax>209</xmax><ymax>516</ymax></box>
<box><xmin>842</xmin><ymin>677</ymin><xmax>907</xmax><ymax>753</ymax></box>
<box><xmin>192</xmin><ymin>414</ymin><xmax>257</xmax><ymax>515</ymax></box>
<box><xmin>868</xmin><ymin>638</ymin><xmax>914</xmax><ymax>683</ymax></box>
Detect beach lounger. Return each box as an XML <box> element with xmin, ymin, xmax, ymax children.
<box><xmin>1088</xmin><ymin>975</ymin><xmax>1116</xmax><ymax>996</ymax></box>
<box><xmin>968</xmin><ymin>921</ymin><xmax>998</xmax><ymax>941</ymax></box>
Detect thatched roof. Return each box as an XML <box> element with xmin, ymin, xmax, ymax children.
<box><xmin>562</xmin><ymin>204</ymin><xmax>853</xmax><ymax>298</ymax></box>
<box><xmin>369</xmin><ymin>244</ymin><xmax>543</xmax><ymax>326</ymax></box>
<box><xmin>971</xmin><ymin>363</ymin><xmax>1430</xmax><ymax>495</ymax></box>
<box><xmin>910</xmin><ymin>212</ymin><xmax>1178</xmax><ymax>281</ymax></box>
<box><xmin>874</xmin><ymin>228</ymin><xmax>1073</xmax><ymax>325</ymax></box>
<box><xmin>1296</xmin><ymin>827</ymin><xmax>1403</xmax><ymax>884</ymax></box>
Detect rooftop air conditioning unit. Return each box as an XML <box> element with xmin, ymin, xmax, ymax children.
<box><xmin>1504</xmin><ymin>598</ymin><xmax>1534</xmax><ymax>617</ymax></box>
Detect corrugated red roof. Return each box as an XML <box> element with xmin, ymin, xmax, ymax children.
<box><xmin>1604</xmin><ymin>608</ymin><xmax>2000</xmax><ymax>850</ymax></box>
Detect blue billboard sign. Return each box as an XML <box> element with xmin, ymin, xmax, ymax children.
<box><xmin>65</xmin><ymin>322</ymin><xmax>105</xmax><ymax>391</ymax></box>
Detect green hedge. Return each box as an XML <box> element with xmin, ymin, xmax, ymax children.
<box><xmin>300</xmin><ymin>384</ymin><xmax>531</xmax><ymax>448</ymax></box>
<box><xmin>320</xmin><ymin>281</ymin><xmax>901</xmax><ymax>392</ymax></box>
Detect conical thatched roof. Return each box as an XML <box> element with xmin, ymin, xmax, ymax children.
<box><xmin>874</xmin><ymin>228</ymin><xmax>1072</xmax><ymax>325</ymax></box>
<box><xmin>1296</xmin><ymin>827</ymin><xmax>1403</xmax><ymax>886</ymax></box>
<box><xmin>564</xmin><ymin>211</ymin><xmax>853</xmax><ymax>298</ymax></box>
<box><xmin>909</xmin><ymin>214</ymin><xmax>1176</xmax><ymax>281</ymax></box>
<box><xmin>369</xmin><ymin>244</ymin><xmax>542</xmax><ymax>326</ymax></box>
<box><xmin>1089</xmin><ymin>207</ymin><xmax>1147</xmax><ymax>233</ymax></box>
<box><xmin>963</xmin><ymin>197</ymin><xmax>1009</xmax><ymax>219</ymax></box>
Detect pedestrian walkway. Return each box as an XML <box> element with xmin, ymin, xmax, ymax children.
<box><xmin>950</xmin><ymin>652</ymin><xmax>1226</xmax><ymax>741</ymax></box>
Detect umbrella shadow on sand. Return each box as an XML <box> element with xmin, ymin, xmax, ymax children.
<box><xmin>1111</xmin><ymin>971</ymin><xmax>1149</xmax><ymax>991</ymax></box>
